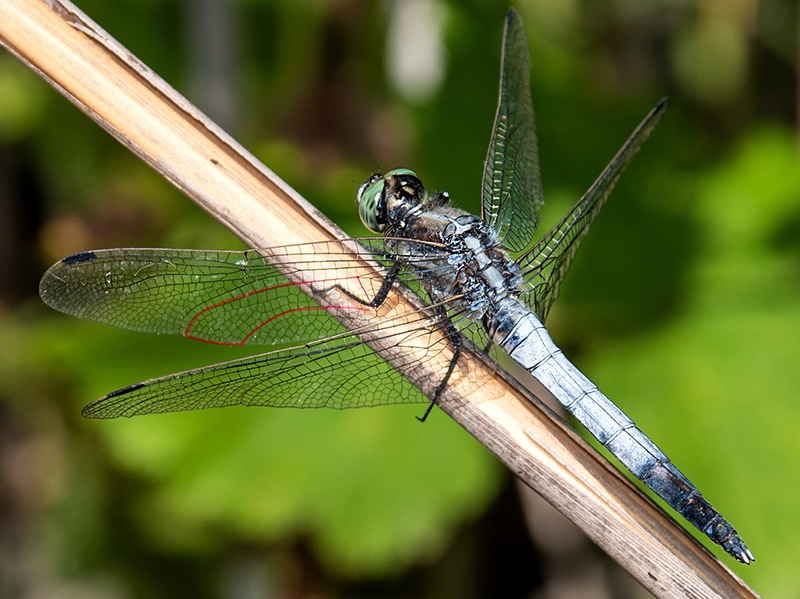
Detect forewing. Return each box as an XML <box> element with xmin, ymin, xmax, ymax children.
<box><xmin>481</xmin><ymin>8</ymin><xmax>543</xmax><ymax>252</ymax></box>
<box><xmin>518</xmin><ymin>98</ymin><xmax>669</xmax><ymax>321</ymax></box>
<box><xmin>39</xmin><ymin>241</ymin><xmax>442</xmax><ymax>347</ymax></box>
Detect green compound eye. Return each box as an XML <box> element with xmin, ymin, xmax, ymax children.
<box><xmin>357</xmin><ymin>174</ymin><xmax>386</xmax><ymax>233</ymax></box>
<box><xmin>385</xmin><ymin>168</ymin><xmax>417</xmax><ymax>179</ymax></box>
<box><xmin>357</xmin><ymin>169</ymin><xmax>418</xmax><ymax>233</ymax></box>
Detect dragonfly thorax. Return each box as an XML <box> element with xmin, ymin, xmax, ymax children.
<box><xmin>429</xmin><ymin>216</ymin><xmax>523</xmax><ymax>318</ymax></box>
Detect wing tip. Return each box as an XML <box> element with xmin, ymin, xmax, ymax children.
<box><xmin>82</xmin><ymin>382</ymin><xmax>145</xmax><ymax>418</ymax></box>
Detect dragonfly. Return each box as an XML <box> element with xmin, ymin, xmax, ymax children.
<box><xmin>39</xmin><ymin>9</ymin><xmax>753</xmax><ymax>564</ymax></box>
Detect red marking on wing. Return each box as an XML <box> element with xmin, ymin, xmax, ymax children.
<box><xmin>184</xmin><ymin>277</ymin><xmax>373</xmax><ymax>345</ymax></box>
<box><xmin>354</xmin><ymin>275</ymin><xmax>375</xmax><ymax>307</ymax></box>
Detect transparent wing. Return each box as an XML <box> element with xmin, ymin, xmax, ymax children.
<box><xmin>517</xmin><ymin>98</ymin><xmax>669</xmax><ymax>321</ymax></box>
<box><xmin>39</xmin><ymin>240</ymin><xmax>448</xmax><ymax>347</ymax></box>
<box><xmin>40</xmin><ymin>240</ymin><xmax>491</xmax><ymax>418</ymax></box>
<box><xmin>79</xmin><ymin>304</ymin><xmax>467</xmax><ymax>418</ymax></box>
<box><xmin>481</xmin><ymin>8</ymin><xmax>543</xmax><ymax>252</ymax></box>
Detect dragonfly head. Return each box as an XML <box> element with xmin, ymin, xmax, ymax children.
<box><xmin>357</xmin><ymin>168</ymin><xmax>426</xmax><ymax>233</ymax></box>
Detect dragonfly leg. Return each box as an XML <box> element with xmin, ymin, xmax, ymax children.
<box><xmin>332</xmin><ymin>262</ymin><xmax>401</xmax><ymax>308</ymax></box>
<box><xmin>418</xmin><ymin>307</ymin><xmax>463</xmax><ymax>422</ymax></box>
<box><xmin>368</xmin><ymin>262</ymin><xmax>401</xmax><ymax>308</ymax></box>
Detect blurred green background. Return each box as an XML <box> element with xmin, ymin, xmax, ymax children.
<box><xmin>1</xmin><ymin>0</ymin><xmax>797</xmax><ymax>597</ymax></box>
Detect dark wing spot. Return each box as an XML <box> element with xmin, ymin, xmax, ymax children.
<box><xmin>62</xmin><ymin>251</ymin><xmax>97</xmax><ymax>265</ymax></box>
<box><xmin>105</xmin><ymin>382</ymin><xmax>145</xmax><ymax>399</ymax></box>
